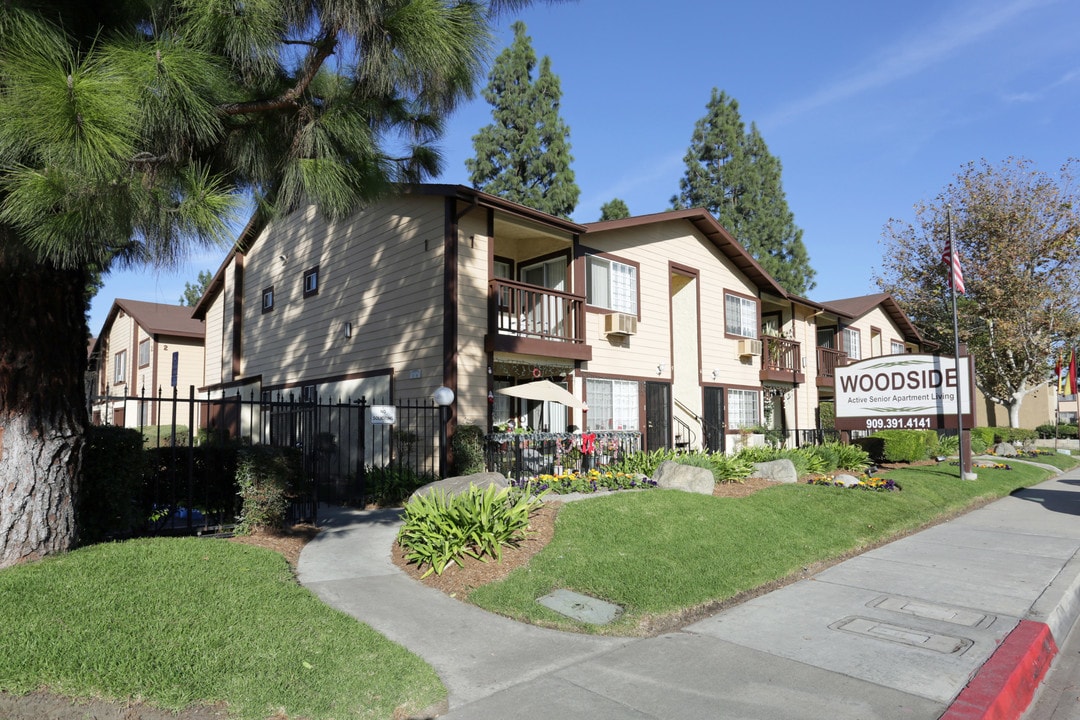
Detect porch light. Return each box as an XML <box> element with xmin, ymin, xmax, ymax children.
<box><xmin>433</xmin><ymin>386</ymin><xmax>455</xmax><ymax>406</ymax></box>
<box><xmin>344</xmin><ymin>322</ymin><xmax>352</xmax><ymax>339</ymax></box>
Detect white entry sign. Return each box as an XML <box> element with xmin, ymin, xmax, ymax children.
<box><xmin>835</xmin><ymin>354</ymin><xmax>971</xmax><ymax>420</ymax></box>
<box><xmin>371</xmin><ymin>405</ymin><xmax>396</xmax><ymax>425</ymax></box>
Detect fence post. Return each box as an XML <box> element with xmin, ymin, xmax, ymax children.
<box><xmin>356</xmin><ymin>396</ymin><xmax>367</xmax><ymax>505</ymax></box>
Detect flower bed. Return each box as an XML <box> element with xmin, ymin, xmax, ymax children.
<box><xmin>807</xmin><ymin>474</ymin><xmax>899</xmax><ymax>492</ymax></box>
<box><xmin>512</xmin><ymin>469</ymin><xmax>657</xmax><ymax>495</ymax></box>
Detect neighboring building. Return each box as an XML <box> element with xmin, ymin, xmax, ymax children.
<box><xmin>89</xmin><ymin>299</ymin><xmax>205</xmax><ymax>427</ymax></box>
<box><xmin>976</xmin><ymin>383</ymin><xmax>1064</xmax><ymax>430</ymax></box>
<box><xmin>193</xmin><ymin>184</ymin><xmax>929</xmax><ymax>453</ymax></box>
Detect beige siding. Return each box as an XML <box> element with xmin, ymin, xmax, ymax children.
<box><xmin>456</xmin><ymin>211</ymin><xmax>492</xmax><ymax>428</ymax></box>
<box><xmin>583</xmin><ymin>220</ymin><xmax>761</xmax><ymax>390</ymax></box>
<box><xmin>204</xmin><ymin>285</ymin><xmax>225</xmax><ymax>388</ymax></box>
<box><xmin>241</xmin><ymin>196</ymin><xmax>447</xmax><ymax>401</ymax></box>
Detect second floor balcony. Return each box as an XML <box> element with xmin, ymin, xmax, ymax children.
<box><xmin>485</xmin><ymin>279</ymin><xmax>592</xmax><ymax>361</ymax></box>
<box><xmin>816</xmin><ymin>346</ymin><xmax>849</xmax><ymax>387</ymax></box>
<box><xmin>760</xmin><ymin>336</ymin><xmax>805</xmax><ymax>383</ymax></box>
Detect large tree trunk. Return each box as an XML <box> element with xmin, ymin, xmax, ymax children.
<box><xmin>0</xmin><ymin>238</ymin><xmax>89</xmax><ymax>568</ymax></box>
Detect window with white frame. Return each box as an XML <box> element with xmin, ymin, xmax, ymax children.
<box><xmin>585</xmin><ymin>378</ymin><xmax>639</xmax><ymax>431</ymax></box>
<box><xmin>843</xmin><ymin>328</ymin><xmax>862</xmax><ymax>360</ymax></box>
<box><xmin>113</xmin><ymin>350</ymin><xmax>127</xmax><ymax>384</ymax></box>
<box><xmin>138</xmin><ymin>339</ymin><xmax>151</xmax><ymax>367</ymax></box>
<box><xmin>724</xmin><ymin>293</ymin><xmax>758</xmax><ymax>338</ymax></box>
<box><xmin>728</xmin><ymin>388</ymin><xmax>760</xmax><ymax>429</ymax></box>
<box><xmin>586</xmin><ymin>255</ymin><xmax>637</xmax><ymax>314</ymax></box>
<box><xmin>303</xmin><ymin>266</ymin><xmax>319</xmax><ymax>297</ymax></box>
<box><xmin>262</xmin><ymin>286</ymin><xmax>274</xmax><ymax>313</ymax></box>
<box><xmin>890</xmin><ymin>340</ymin><xmax>906</xmax><ymax>355</ymax></box>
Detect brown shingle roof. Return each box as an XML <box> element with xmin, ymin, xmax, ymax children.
<box><xmin>113</xmin><ymin>299</ymin><xmax>204</xmax><ymax>339</ymax></box>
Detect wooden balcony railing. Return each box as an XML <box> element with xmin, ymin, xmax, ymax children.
<box><xmin>816</xmin><ymin>346</ymin><xmax>849</xmax><ymax>387</ymax></box>
<box><xmin>760</xmin><ymin>336</ymin><xmax>804</xmax><ymax>383</ymax></box>
<box><xmin>486</xmin><ymin>279</ymin><xmax>591</xmax><ymax>361</ymax></box>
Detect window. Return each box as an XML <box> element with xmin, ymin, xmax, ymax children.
<box><xmin>113</xmin><ymin>350</ymin><xmax>127</xmax><ymax>384</ymax></box>
<box><xmin>890</xmin><ymin>340</ymin><xmax>907</xmax><ymax>355</ymax></box>
<box><xmin>586</xmin><ymin>256</ymin><xmax>637</xmax><ymax>314</ymax></box>
<box><xmin>303</xmin><ymin>266</ymin><xmax>319</xmax><ymax>298</ymax></box>
<box><xmin>138</xmin><ymin>339</ymin><xmax>151</xmax><ymax>368</ymax></box>
<box><xmin>585</xmin><ymin>378</ymin><xmax>639</xmax><ymax>431</ymax></box>
<box><xmin>724</xmin><ymin>293</ymin><xmax>758</xmax><ymax>338</ymax></box>
<box><xmin>842</xmin><ymin>328</ymin><xmax>861</xmax><ymax>360</ymax></box>
<box><xmin>728</xmin><ymin>389</ymin><xmax>760</xmax><ymax>429</ymax></box>
<box><xmin>262</xmin><ymin>286</ymin><xmax>274</xmax><ymax>313</ymax></box>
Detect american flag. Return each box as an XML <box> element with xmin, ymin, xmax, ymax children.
<box><xmin>942</xmin><ymin>235</ymin><xmax>966</xmax><ymax>294</ymax></box>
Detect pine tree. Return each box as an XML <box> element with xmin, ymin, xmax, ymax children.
<box><xmin>0</xmin><ymin>0</ymin><xmax>549</xmax><ymax>567</ymax></box>
<box><xmin>180</xmin><ymin>270</ymin><xmax>214</xmax><ymax>307</ymax></box>
<box><xmin>467</xmin><ymin>21</ymin><xmax>579</xmax><ymax>218</ymax></box>
<box><xmin>599</xmin><ymin>198</ymin><xmax>630</xmax><ymax>221</ymax></box>
<box><xmin>672</xmin><ymin>89</ymin><xmax>815</xmax><ymax>294</ymax></box>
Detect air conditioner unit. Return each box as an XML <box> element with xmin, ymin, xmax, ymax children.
<box><xmin>604</xmin><ymin>312</ymin><xmax>637</xmax><ymax>336</ymax></box>
<box><xmin>737</xmin><ymin>338</ymin><xmax>763</xmax><ymax>357</ymax></box>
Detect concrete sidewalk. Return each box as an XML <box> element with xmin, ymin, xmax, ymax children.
<box><xmin>297</xmin><ymin>465</ymin><xmax>1080</xmax><ymax>720</ymax></box>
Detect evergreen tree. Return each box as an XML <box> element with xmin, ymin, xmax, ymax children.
<box><xmin>180</xmin><ymin>270</ymin><xmax>214</xmax><ymax>307</ymax></box>
<box><xmin>599</xmin><ymin>198</ymin><xmax>630</xmax><ymax>221</ymax></box>
<box><xmin>467</xmin><ymin>21</ymin><xmax>579</xmax><ymax>218</ymax></box>
<box><xmin>672</xmin><ymin>89</ymin><xmax>815</xmax><ymax>294</ymax></box>
<box><xmin>0</xmin><ymin>0</ymin><xmax>549</xmax><ymax>567</ymax></box>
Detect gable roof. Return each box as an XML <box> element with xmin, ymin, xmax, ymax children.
<box><xmin>90</xmin><ymin>299</ymin><xmax>204</xmax><ymax>363</ymax></box>
<box><xmin>817</xmin><ymin>292</ymin><xmax>925</xmax><ymax>344</ymax></box>
<box><xmin>584</xmin><ymin>208</ymin><xmax>790</xmax><ymax>297</ymax></box>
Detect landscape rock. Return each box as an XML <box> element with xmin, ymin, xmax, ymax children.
<box><xmin>409</xmin><ymin>472</ymin><xmax>508</xmax><ymax>503</ymax></box>
<box><xmin>991</xmin><ymin>442</ymin><xmax>1018</xmax><ymax>457</ymax></box>
<box><xmin>751</xmin><ymin>459</ymin><xmax>799</xmax><ymax>484</ymax></box>
<box><xmin>832</xmin><ymin>473</ymin><xmax>862</xmax><ymax>487</ymax></box>
<box><xmin>651</xmin><ymin>461</ymin><xmax>715</xmax><ymax>495</ymax></box>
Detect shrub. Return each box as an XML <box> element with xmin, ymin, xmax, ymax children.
<box><xmin>609</xmin><ymin>448</ymin><xmax>678</xmax><ymax>477</ymax></box>
<box><xmin>235</xmin><ymin>446</ymin><xmax>302</xmax><ymax>534</ymax></box>
<box><xmin>79</xmin><ymin>426</ymin><xmax>145</xmax><ymax>544</ymax></box>
<box><xmin>1037</xmin><ymin>422</ymin><xmax>1078</xmax><ymax>439</ymax></box>
<box><xmin>937</xmin><ymin>433</ymin><xmax>960</xmax><ymax>456</ymax></box>
<box><xmin>364</xmin><ymin>465</ymin><xmax>436</xmax><ymax>507</ymax></box>
<box><xmin>971</xmin><ymin>427</ymin><xmax>995</xmax><ymax>448</ymax></box>
<box><xmin>397</xmin><ymin>484</ymin><xmax>544</xmax><ymax>577</ymax></box>
<box><xmin>867</xmin><ymin>430</ymin><xmax>934</xmax><ymax>463</ymax></box>
<box><xmin>450</xmin><ymin>425</ymin><xmax>486</xmax><ymax>476</ymax></box>
<box><xmin>141</xmin><ymin>425</ymin><xmax>190</xmax><ymax>449</ymax></box>
<box><xmin>827</xmin><ymin>442</ymin><xmax>871</xmax><ymax>472</ymax></box>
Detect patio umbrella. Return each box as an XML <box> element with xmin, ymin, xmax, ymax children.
<box><xmin>496</xmin><ymin>380</ymin><xmax>588</xmax><ymax>410</ymax></box>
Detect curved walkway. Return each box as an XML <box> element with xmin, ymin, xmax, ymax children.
<box><xmin>298</xmin><ymin>466</ymin><xmax>1080</xmax><ymax>720</ymax></box>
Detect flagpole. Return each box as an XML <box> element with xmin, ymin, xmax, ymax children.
<box><xmin>945</xmin><ymin>206</ymin><xmax>970</xmax><ymax>479</ymax></box>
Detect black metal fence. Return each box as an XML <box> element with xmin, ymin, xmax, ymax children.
<box><xmin>91</xmin><ymin>387</ymin><xmax>444</xmax><ymax>531</ymax></box>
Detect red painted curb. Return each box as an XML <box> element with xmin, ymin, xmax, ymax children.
<box><xmin>940</xmin><ymin>620</ymin><xmax>1058</xmax><ymax>720</ymax></box>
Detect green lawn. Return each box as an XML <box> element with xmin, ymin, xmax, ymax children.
<box><xmin>470</xmin><ymin>460</ymin><xmax>1061</xmax><ymax>634</ymax></box>
<box><xmin>0</xmin><ymin>538</ymin><xmax>444</xmax><ymax>720</ymax></box>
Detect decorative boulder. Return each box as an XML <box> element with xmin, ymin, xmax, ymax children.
<box><xmin>832</xmin><ymin>473</ymin><xmax>862</xmax><ymax>487</ymax></box>
<box><xmin>751</xmin><ymin>459</ymin><xmax>799</xmax><ymax>484</ymax></box>
<box><xmin>991</xmin><ymin>442</ymin><xmax>1018</xmax><ymax>457</ymax></box>
<box><xmin>652</xmin><ymin>461</ymin><xmax>714</xmax><ymax>495</ymax></box>
<box><xmin>408</xmin><ymin>471</ymin><xmax>508</xmax><ymax>504</ymax></box>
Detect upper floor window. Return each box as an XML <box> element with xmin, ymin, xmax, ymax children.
<box><xmin>890</xmin><ymin>340</ymin><xmax>907</xmax><ymax>355</ymax></box>
<box><xmin>262</xmin><ymin>286</ymin><xmax>274</xmax><ymax>313</ymax></box>
<box><xmin>113</xmin><ymin>350</ymin><xmax>127</xmax><ymax>384</ymax></box>
<box><xmin>843</xmin><ymin>327</ymin><xmax>862</xmax><ymax>360</ymax></box>
<box><xmin>303</xmin><ymin>266</ymin><xmax>319</xmax><ymax>298</ymax></box>
<box><xmin>586</xmin><ymin>255</ymin><xmax>637</xmax><ymax>314</ymax></box>
<box><xmin>138</xmin><ymin>339</ymin><xmax>151</xmax><ymax>368</ymax></box>
<box><xmin>724</xmin><ymin>293</ymin><xmax>758</xmax><ymax>338</ymax></box>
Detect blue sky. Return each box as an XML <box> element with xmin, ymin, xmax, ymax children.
<box><xmin>88</xmin><ymin>0</ymin><xmax>1080</xmax><ymax>333</ymax></box>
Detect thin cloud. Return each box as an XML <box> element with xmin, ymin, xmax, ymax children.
<box><xmin>1003</xmin><ymin>66</ymin><xmax>1080</xmax><ymax>103</ymax></box>
<box><xmin>766</xmin><ymin>0</ymin><xmax>1059</xmax><ymax>127</ymax></box>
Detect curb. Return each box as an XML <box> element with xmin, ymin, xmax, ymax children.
<box><xmin>940</xmin><ymin>620</ymin><xmax>1057</xmax><ymax>720</ymax></box>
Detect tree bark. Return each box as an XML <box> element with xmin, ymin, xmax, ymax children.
<box><xmin>0</xmin><ymin>236</ymin><xmax>88</xmax><ymax>568</ymax></box>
